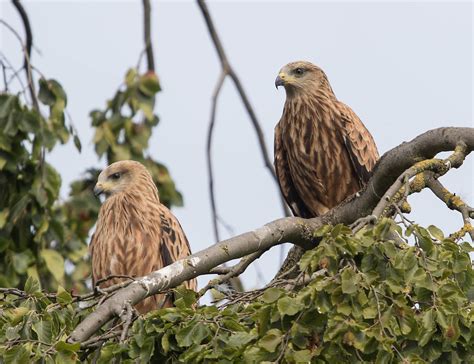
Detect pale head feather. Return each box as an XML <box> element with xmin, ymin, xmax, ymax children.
<box><xmin>276</xmin><ymin>61</ymin><xmax>334</xmax><ymax>98</ymax></box>
<box><xmin>94</xmin><ymin>160</ymin><xmax>158</xmax><ymax>200</ymax></box>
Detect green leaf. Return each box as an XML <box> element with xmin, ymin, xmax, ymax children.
<box><xmin>299</xmin><ymin>250</ymin><xmax>317</xmax><ymax>271</ymax></box>
<box><xmin>38</xmin><ymin>78</ymin><xmax>56</xmax><ymax>106</ymax></box>
<box><xmin>428</xmin><ymin>225</ymin><xmax>444</xmax><ymax>240</ymax></box>
<box><xmin>0</xmin><ymin>94</ymin><xmax>17</xmax><ymax>118</ymax></box>
<box><xmin>313</xmin><ymin>224</ymin><xmax>332</xmax><ymax>237</ymax></box>
<box><xmin>227</xmin><ymin>331</ymin><xmax>257</xmax><ymax>347</ymax></box>
<box><xmin>277</xmin><ymin>296</ymin><xmax>304</xmax><ymax>317</ymax></box>
<box><xmin>73</xmin><ymin>135</ymin><xmax>82</xmax><ymax>152</ymax></box>
<box><xmin>261</xmin><ymin>287</ymin><xmax>285</xmax><ymax>303</ymax></box>
<box><xmin>56</xmin><ymin>285</ymin><xmax>72</xmax><ymax>305</ymax></box>
<box><xmin>375</xmin><ymin>350</ymin><xmax>394</xmax><ymax>364</ymax></box>
<box><xmin>175</xmin><ymin>322</ymin><xmax>211</xmax><ymax>347</ymax></box>
<box><xmin>40</xmin><ymin>249</ymin><xmax>65</xmax><ymax>282</ymax></box>
<box><xmin>5</xmin><ymin>325</ymin><xmax>21</xmax><ymax>341</ymax></box>
<box><xmin>0</xmin><ymin>208</ymin><xmax>9</xmax><ymax>228</ymax></box>
<box><xmin>8</xmin><ymin>195</ymin><xmax>30</xmax><ymax>227</ymax></box>
<box><xmin>125</xmin><ymin>68</ymin><xmax>137</xmax><ymax>85</ymax></box>
<box><xmin>24</xmin><ymin>276</ymin><xmax>40</xmax><ymax>293</ymax></box>
<box><xmin>259</xmin><ymin>329</ymin><xmax>282</xmax><ymax>353</ymax></box>
<box><xmin>4</xmin><ymin>344</ymin><xmax>30</xmax><ymax>364</ymax></box>
<box><xmin>55</xmin><ymin>341</ymin><xmax>81</xmax><ymax>353</ymax></box>
<box><xmin>139</xmin><ymin>72</ymin><xmax>161</xmax><ymax>96</ymax></box>
<box><xmin>32</xmin><ymin>320</ymin><xmax>53</xmax><ymax>344</ymax></box>
<box><xmin>291</xmin><ymin>349</ymin><xmax>312</xmax><ymax>362</ymax></box>
<box><xmin>12</xmin><ymin>251</ymin><xmax>33</xmax><ymax>274</ymax></box>
<box><xmin>341</xmin><ymin>268</ymin><xmax>359</xmax><ymax>294</ymax></box>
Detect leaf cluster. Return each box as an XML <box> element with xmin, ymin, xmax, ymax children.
<box><xmin>1</xmin><ymin>220</ymin><xmax>472</xmax><ymax>363</ymax></box>
<box><xmin>0</xmin><ymin>67</ymin><xmax>183</xmax><ymax>297</ymax></box>
<box><xmin>0</xmin><ymin>277</ymin><xmax>86</xmax><ymax>363</ymax></box>
<box><xmin>121</xmin><ymin>222</ymin><xmax>473</xmax><ymax>363</ymax></box>
<box><xmin>89</xmin><ymin>68</ymin><xmax>182</xmax><ymax>208</ymax></box>
<box><xmin>21</xmin><ymin>219</ymin><xmax>467</xmax><ymax>364</ymax></box>
<box><xmin>0</xmin><ymin>80</ymin><xmax>81</xmax><ymax>291</ymax></box>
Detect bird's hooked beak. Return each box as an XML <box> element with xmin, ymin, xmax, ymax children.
<box><xmin>275</xmin><ymin>73</ymin><xmax>286</xmax><ymax>89</ymax></box>
<box><xmin>93</xmin><ymin>183</ymin><xmax>104</xmax><ymax>197</ymax></box>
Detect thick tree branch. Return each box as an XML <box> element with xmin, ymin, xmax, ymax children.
<box><xmin>70</xmin><ymin>216</ymin><xmax>315</xmax><ymax>343</ymax></box>
<box><xmin>69</xmin><ymin>127</ymin><xmax>474</xmax><ymax>343</ymax></box>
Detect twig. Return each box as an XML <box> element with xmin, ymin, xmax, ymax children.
<box><xmin>1</xmin><ymin>61</ymin><xmax>8</xmax><ymax>91</ymax></box>
<box><xmin>276</xmin><ymin>310</ymin><xmax>304</xmax><ymax>363</ymax></box>
<box><xmin>10</xmin><ymin>0</ymin><xmax>39</xmax><ymax>111</ymax></box>
<box><xmin>196</xmin><ymin>0</ymin><xmax>291</xmax><ymax>227</ymax></box>
<box><xmin>207</xmin><ymin>71</ymin><xmax>226</xmax><ymax>242</ymax></box>
<box><xmin>81</xmin><ymin>331</ymin><xmax>120</xmax><ymax>349</ymax></box>
<box><xmin>119</xmin><ymin>301</ymin><xmax>135</xmax><ymax>342</ymax></box>
<box><xmin>372</xmin><ymin>143</ymin><xmax>468</xmax><ymax>219</ymax></box>
<box><xmin>199</xmin><ymin>250</ymin><xmax>266</xmax><ymax>296</ymax></box>
<box><xmin>0</xmin><ymin>30</ymin><xmax>29</xmax><ymax>102</ymax></box>
<box><xmin>95</xmin><ymin>274</ymin><xmax>136</xmax><ymax>288</ymax></box>
<box><xmin>141</xmin><ymin>0</ymin><xmax>155</xmax><ymax>72</ymax></box>
<box><xmin>425</xmin><ymin>176</ymin><xmax>474</xmax><ymax>241</ymax></box>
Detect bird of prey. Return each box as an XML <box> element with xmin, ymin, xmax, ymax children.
<box><xmin>90</xmin><ymin>160</ymin><xmax>196</xmax><ymax>313</ymax></box>
<box><xmin>274</xmin><ymin>61</ymin><xmax>379</xmax><ymax>218</ymax></box>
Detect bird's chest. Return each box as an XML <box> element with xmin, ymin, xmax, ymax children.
<box><xmin>93</xmin><ymin>201</ymin><xmax>161</xmax><ymax>274</ymax></box>
<box><xmin>282</xmin><ymin>111</ymin><xmax>345</xmax><ymax>174</ymax></box>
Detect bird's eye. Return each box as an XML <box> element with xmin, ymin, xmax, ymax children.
<box><xmin>294</xmin><ymin>68</ymin><xmax>305</xmax><ymax>76</ymax></box>
<box><xmin>109</xmin><ymin>172</ymin><xmax>121</xmax><ymax>180</ymax></box>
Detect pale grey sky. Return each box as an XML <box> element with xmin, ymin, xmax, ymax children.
<box><xmin>1</xmin><ymin>1</ymin><xmax>472</xmax><ymax>298</ymax></box>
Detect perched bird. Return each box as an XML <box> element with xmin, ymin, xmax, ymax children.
<box><xmin>90</xmin><ymin>160</ymin><xmax>196</xmax><ymax>313</ymax></box>
<box><xmin>274</xmin><ymin>61</ymin><xmax>379</xmax><ymax>218</ymax></box>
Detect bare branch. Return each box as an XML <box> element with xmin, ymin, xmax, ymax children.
<box><xmin>94</xmin><ymin>274</ymin><xmax>136</xmax><ymax>288</ymax></box>
<box><xmin>196</xmin><ymin>0</ymin><xmax>290</xmax><ymax>218</ymax></box>
<box><xmin>10</xmin><ymin>0</ymin><xmax>39</xmax><ymax>111</ymax></box>
<box><xmin>425</xmin><ymin>175</ymin><xmax>474</xmax><ymax>241</ymax></box>
<box><xmin>141</xmin><ymin>0</ymin><xmax>155</xmax><ymax>72</ymax></box>
<box><xmin>199</xmin><ymin>250</ymin><xmax>266</xmax><ymax>296</ymax></box>
<box><xmin>119</xmin><ymin>302</ymin><xmax>135</xmax><ymax>342</ymax></box>
<box><xmin>207</xmin><ymin>71</ymin><xmax>226</xmax><ymax>242</ymax></box>
<box><xmin>371</xmin><ymin>142</ymin><xmax>468</xmax><ymax>218</ymax></box>
<box><xmin>1</xmin><ymin>61</ymin><xmax>8</xmax><ymax>91</ymax></box>
<box><xmin>69</xmin><ymin>127</ymin><xmax>474</xmax><ymax>343</ymax></box>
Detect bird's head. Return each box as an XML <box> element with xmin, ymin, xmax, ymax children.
<box><xmin>275</xmin><ymin>61</ymin><xmax>330</xmax><ymax>97</ymax></box>
<box><xmin>94</xmin><ymin>160</ymin><xmax>156</xmax><ymax>199</ymax></box>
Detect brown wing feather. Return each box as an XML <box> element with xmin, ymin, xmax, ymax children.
<box><xmin>337</xmin><ymin>102</ymin><xmax>379</xmax><ymax>185</ymax></box>
<box><xmin>274</xmin><ymin>123</ymin><xmax>313</xmax><ymax>218</ymax></box>
<box><xmin>158</xmin><ymin>206</ymin><xmax>197</xmax><ymax>295</ymax></box>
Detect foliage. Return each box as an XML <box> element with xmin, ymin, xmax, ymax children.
<box><xmin>1</xmin><ymin>220</ymin><xmax>472</xmax><ymax>363</ymax></box>
<box><xmin>0</xmin><ymin>80</ymin><xmax>80</xmax><ymax>291</ymax></box>
<box><xmin>0</xmin><ymin>64</ymin><xmax>183</xmax><ymax>296</ymax></box>
<box><xmin>90</xmin><ymin>68</ymin><xmax>182</xmax><ymax>208</ymax></box>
